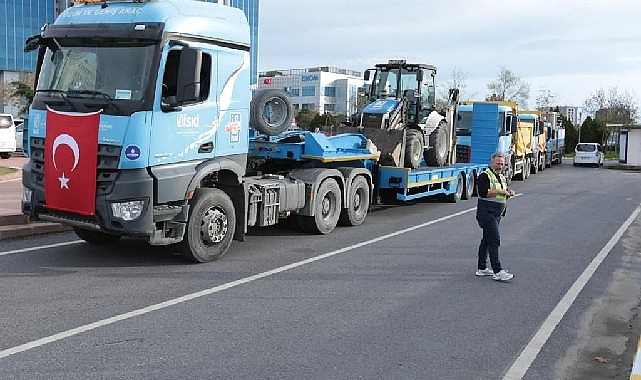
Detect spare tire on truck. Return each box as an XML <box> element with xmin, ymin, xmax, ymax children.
<box><xmin>250</xmin><ymin>89</ymin><xmax>294</xmax><ymax>136</ymax></box>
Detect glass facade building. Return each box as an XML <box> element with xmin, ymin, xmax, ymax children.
<box><xmin>0</xmin><ymin>0</ymin><xmax>55</xmax><ymax>72</ymax></box>
<box><xmin>208</xmin><ymin>0</ymin><xmax>260</xmax><ymax>85</ymax></box>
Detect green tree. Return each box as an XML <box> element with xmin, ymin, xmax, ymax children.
<box><xmin>578</xmin><ymin>116</ymin><xmax>607</xmax><ymax>146</ymax></box>
<box><xmin>9</xmin><ymin>80</ymin><xmax>34</xmax><ymax>116</ymax></box>
<box><xmin>295</xmin><ymin>109</ymin><xmax>317</xmax><ymax>132</ymax></box>
<box><xmin>486</xmin><ymin>66</ymin><xmax>530</xmax><ymax>107</ymax></box>
<box><xmin>310</xmin><ymin>112</ymin><xmax>335</xmax><ymax>131</ymax></box>
<box><xmin>562</xmin><ymin>114</ymin><xmax>578</xmax><ymax>154</ymax></box>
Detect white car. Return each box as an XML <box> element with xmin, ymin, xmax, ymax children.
<box><xmin>15</xmin><ymin>122</ymin><xmax>24</xmax><ymax>152</ymax></box>
<box><xmin>573</xmin><ymin>142</ymin><xmax>604</xmax><ymax>167</ymax></box>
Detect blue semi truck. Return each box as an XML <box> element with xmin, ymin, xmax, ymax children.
<box><xmin>20</xmin><ymin>0</ymin><xmax>485</xmax><ymax>262</ymax></box>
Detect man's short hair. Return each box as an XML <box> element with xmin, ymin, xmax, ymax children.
<box><xmin>491</xmin><ymin>152</ymin><xmax>506</xmax><ymax>161</ymax></box>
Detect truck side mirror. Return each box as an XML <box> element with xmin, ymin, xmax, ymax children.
<box><xmin>364</xmin><ymin>70</ymin><xmax>370</xmax><ymax>81</ymax></box>
<box><xmin>176</xmin><ymin>47</ymin><xmax>202</xmax><ymax>104</ymax></box>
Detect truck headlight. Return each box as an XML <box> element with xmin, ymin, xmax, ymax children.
<box><xmin>23</xmin><ymin>187</ymin><xmax>32</xmax><ymax>203</ymax></box>
<box><xmin>111</xmin><ymin>200</ymin><xmax>145</xmax><ymax>221</ymax></box>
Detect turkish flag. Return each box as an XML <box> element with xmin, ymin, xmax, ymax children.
<box><xmin>44</xmin><ymin>108</ymin><xmax>101</xmax><ymax>216</ymax></box>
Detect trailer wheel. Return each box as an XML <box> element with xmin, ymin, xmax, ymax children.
<box><xmin>300</xmin><ymin>178</ymin><xmax>342</xmax><ymax>234</ymax></box>
<box><xmin>446</xmin><ymin>173</ymin><xmax>464</xmax><ymax>203</ymax></box>
<box><xmin>462</xmin><ymin>172</ymin><xmax>474</xmax><ymax>200</ymax></box>
<box><xmin>179</xmin><ymin>188</ymin><xmax>236</xmax><ymax>263</ymax></box>
<box><xmin>425</xmin><ymin>121</ymin><xmax>448</xmax><ymax>167</ymax></box>
<box><xmin>404</xmin><ymin>129</ymin><xmax>423</xmax><ymax>169</ymax></box>
<box><xmin>250</xmin><ymin>89</ymin><xmax>294</xmax><ymax>136</ymax></box>
<box><xmin>339</xmin><ymin>175</ymin><xmax>370</xmax><ymax>226</ymax></box>
<box><xmin>73</xmin><ymin>227</ymin><xmax>121</xmax><ymax>244</ymax></box>
<box><xmin>0</xmin><ymin>153</ymin><xmax>10</xmax><ymax>159</ymax></box>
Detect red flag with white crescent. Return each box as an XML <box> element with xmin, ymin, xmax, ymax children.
<box><xmin>44</xmin><ymin>108</ymin><xmax>101</xmax><ymax>216</ymax></box>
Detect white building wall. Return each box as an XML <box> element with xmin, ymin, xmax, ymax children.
<box><xmin>626</xmin><ymin>129</ymin><xmax>641</xmax><ymax>165</ymax></box>
<box><xmin>255</xmin><ymin>68</ymin><xmax>364</xmax><ymax>117</ymax></box>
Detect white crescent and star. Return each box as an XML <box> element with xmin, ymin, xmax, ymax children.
<box><xmin>52</xmin><ymin>133</ymin><xmax>80</xmax><ymax>189</ymax></box>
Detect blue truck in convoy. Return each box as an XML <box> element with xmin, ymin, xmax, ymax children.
<box><xmin>20</xmin><ymin>0</ymin><xmax>486</xmax><ymax>262</ymax></box>
<box><xmin>540</xmin><ymin>111</ymin><xmax>566</xmax><ymax>166</ymax></box>
<box><xmin>456</xmin><ymin>102</ymin><xmax>520</xmax><ymax>181</ymax></box>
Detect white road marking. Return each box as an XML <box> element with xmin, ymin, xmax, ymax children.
<box><xmin>0</xmin><ymin>206</ymin><xmax>478</xmax><ymax>360</ymax></box>
<box><xmin>0</xmin><ymin>240</ymin><xmax>83</xmax><ymax>257</ymax></box>
<box><xmin>0</xmin><ymin>177</ymin><xmax>22</xmax><ymax>183</ymax></box>
<box><xmin>502</xmin><ymin>204</ymin><xmax>641</xmax><ymax>380</ymax></box>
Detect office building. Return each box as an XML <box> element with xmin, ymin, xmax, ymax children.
<box><xmin>255</xmin><ymin>67</ymin><xmax>365</xmax><ymax>117</ymax></box>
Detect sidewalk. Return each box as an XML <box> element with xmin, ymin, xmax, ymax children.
<box><xmin>0</xmin><ymin>153</ymin><xmax>71</xmax><ymax>240</ymax></box>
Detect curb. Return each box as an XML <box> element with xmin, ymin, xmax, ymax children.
<box><xmin>0</xmin><ymin>214</ymin><xmax>72</xmax><ymax>241</ymax></box>
<box><xmin>632</xmin><ymin>336</ymin><xmax>641</xmax><ymax>380</ymax></box>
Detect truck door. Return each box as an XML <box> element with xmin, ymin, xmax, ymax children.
<box><xmin>150</xmin><ymin>43</ymin><xmax>219</xmax><ymax>166</ymax></box>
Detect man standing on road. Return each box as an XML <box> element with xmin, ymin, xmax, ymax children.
<box><xmin>475</xmin><ymin>152</ymin><xmax>515</xmax><ymax>282</ymax></box>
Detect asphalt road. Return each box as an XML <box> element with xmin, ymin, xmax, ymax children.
<box><xmin>1</xmin><ymin>161</ymin><xmax>640</xmax><ymax>379</ymax></box>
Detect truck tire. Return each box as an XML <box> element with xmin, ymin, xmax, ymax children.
<box><xmin>531</xmin><ymin>156</ymin><xmax>538</xmax><ymax>174</ymax></box>
<box><xmin>0</xmin><ymin>153</ymin><xmax>10</xmax><ymax>159</ymax></box>
<box><xmin>446</xmin><ymin>173</ymin><xmax>463</xmax><ymax>203</ymax></box>
<box><xmin>73</xmin><ymin>227</ymin><xmax>121</xmax><ymax>244</ymax></box>
<box><xmin>250</xmin><ymin>89</ymin><xmax>294</xmax><ymax>136</ymax></box>
<box><xmin>299</xmin><ymin>178</ymin><xmax>342</xmax><ymax>234</ymax></box>
<box><xmin>462</xmin><ymin>172</ymin><xmax>475</xmax><ymax>200</ymax></box>
<box><xmin>339</xmin><ymin>175</ymin><xmax>370</xmax><ymax>226</ymax></box>
<box><xmin>404</xmin><ymin>129</ymin><xmax>423</xmax><ymax>168</ymax></box>
<box><xmin>539</xmin><ymin>155</ymin><xmax>545</xmax><ymax>171</ymax></box>
<box><xmin>180</xmin><ymin>188</ymin><xmax>236</xmax><ymax>263</ymax></box>
<box><xmin>425</xmin><ymin>122</ymin><xmax>448</xmax><ymax>167</ymax></box>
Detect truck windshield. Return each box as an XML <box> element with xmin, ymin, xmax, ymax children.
<box><xmin>37</xmin><ymin>39</ymin><xmax>156</xmax><ymax>102</ymax></box>
<box><xmin>372</xmin><ymin>69</ymin><xmax>418</xmax><ymax>98</ymax></box>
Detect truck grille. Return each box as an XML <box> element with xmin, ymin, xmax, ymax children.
<box><xmin>29</xmin><ymin>136</ymin><xmax>122</xmax><ymax>195</ymax></box>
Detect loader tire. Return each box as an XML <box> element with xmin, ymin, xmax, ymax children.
<box><xmin>425</xmin><ymin>121</ymin><xmax>448</xmax><ymax>167</ymax></box>
<box><xmin>404</xmin><ymin>129</ymin><xmax>423</xmax><ymax>169</ymax></box>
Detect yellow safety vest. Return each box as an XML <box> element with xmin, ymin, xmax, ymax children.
<box><xmin>483</xmin><ymin>168</ymin><xmax>507</xmax><ymax>203</ymax></box>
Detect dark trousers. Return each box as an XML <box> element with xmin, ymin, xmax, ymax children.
<box><xmin>477</xmin><ymin>214</ymin><xmax>501</xmax><ymax>273</ymax></box>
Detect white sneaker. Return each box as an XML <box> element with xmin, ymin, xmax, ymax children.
<box><xmin>493</xmin><ymin>270</ymin><xmax>514</xmax><ymax>282</ymax></box>
<box><xmin>475</xmin><ymin>268</ymin><xmax>494</xmax><ymax>277</ymax></box>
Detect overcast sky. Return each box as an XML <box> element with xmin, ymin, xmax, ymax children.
<box><xmin>258</xmin><ymin>0</ymin><xmax>640</xmax><ymax>113</ymax></box>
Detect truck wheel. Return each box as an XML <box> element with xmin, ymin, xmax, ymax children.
<box><xmin>531</xmin><ymin>157</ymin><xmax>538</xmax><ymax>174</ymax></box>
<box><xmin>339</xmin><ymin>175</ymin><xmax>370</xmax><ymax>226</ymax></box>
<box><xmin>404</xmin><ymin>129</ymin><xmax>423</xmax><ymax>168</ymax></box>
<box><xmin>250</xmin><ymin>89</ymin><xmax>294</xmax><ymax>136</ymax></box>
<box><xmin>446</xmin><ymin>173</ymin><xmax>463</xmax><ymax>203</ymax></box>
<box><xmin>73</xmin><ymin>227</ymin><xmax>121</xmax><ymax>244</ymax></box>
<box><xmin>425</xmin><ymin>122</ymin><xmax>448</xmax><ymax>167</ymax></box>
<box><xmin>299</xmin><ymin>178</ymin><xmax>342</xmax><ymax>234</ymax></box>
<box><xmin>539</xmin><ymin>155</ymin><xmax>545</xmax><ymax>171</ymax></box>
<box><xmin>0</xmin><ymin>153</ymin><xmax>10</xmax><ymax>159</ymax></box>
<box><xmin>180</xmin><ymin>188</ymin><xmax>236</xmax><ymax>263</ymax></box>
<box><xmin>462</xmin><ymin>172</ymin><xmax>475</xmax><ymax>200</ymax></box>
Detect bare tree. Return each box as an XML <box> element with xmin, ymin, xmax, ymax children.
<box><xmin>584</xmin><ymin>87</ymin><xmax>637</xmax><ymax>123</ymax></box>
<box><xmin>486</xmin><ymin>66</ymin><xmax>530</xmax><ymax>107</ymax></box>
<box><xmin>436</xmin><ymin>67</ymin><xmax>474</xmax><ymax>109</ymax></box>
<box><xmin>535</xmin><ymin>88</ymin><xmax>556</xmax><ymax>110</ymax></box>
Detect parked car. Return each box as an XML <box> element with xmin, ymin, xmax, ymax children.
<box><xmin>573</xmin><ymin>142</ymin><xmax>604</xmax><ymax>167</ymax></box>
<box><xmin>15</xmin><ymin>122</ymin><xmax>24</xmax><ymax>152</ymax></box>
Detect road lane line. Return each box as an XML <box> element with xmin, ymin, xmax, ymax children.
<box><xmin>0</xmin><ymin>206</ymin><xmax>478</xmax><ymax>360</ymax></box>
<box><xmin>503</xmin><ymin>204</ymin><xmax>641</xmax><ymax>380</ymax></box>
<box><xmin>0</xmin><ymin>240</ymin><xmax>83</xmax><ymax>257</ymax></box>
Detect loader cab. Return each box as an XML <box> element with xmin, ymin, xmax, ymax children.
<box><xmin>367</xmin><ymin>60</ymin><xmax>437</xmax><ymax>123</ymax></box>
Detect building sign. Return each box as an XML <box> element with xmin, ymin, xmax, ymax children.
<box><xmin>301</xmin><ymin>74</ymin><xmax>319</xmax><ymax>82</ymax></box>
